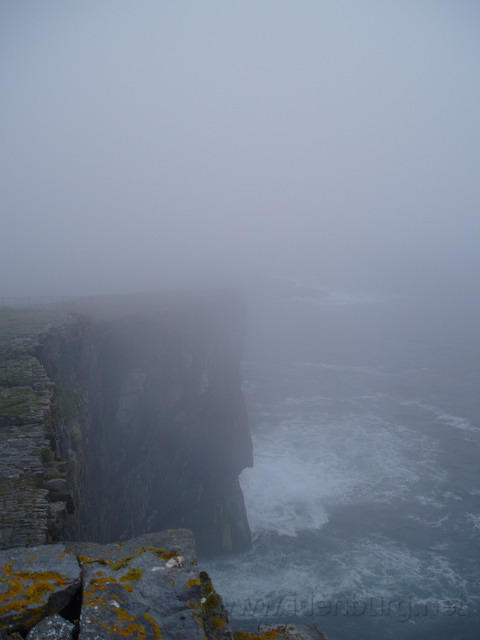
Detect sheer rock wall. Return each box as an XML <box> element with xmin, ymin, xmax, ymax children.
<box><xmin>35</xmin><ymin>293</ymin><xmax>252</xmax><ymax>555</ymax></box>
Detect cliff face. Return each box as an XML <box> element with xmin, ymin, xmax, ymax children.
<box><xmin>0</xmin><ymin>335</ymin><xmax>69</xmax><ymax>549</ymax></box>
<box><xmin>35</xmin><ymin>293</ymin><xmax>252</xmax><ymax>555</ymax></box>
<box><xmin>0</xmin><ymin>293</ymin><xmax>252</xmax><ymax>555</ymax></box>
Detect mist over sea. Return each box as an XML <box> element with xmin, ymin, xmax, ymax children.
<box><xmin>203</xmin><ymin>287</ymin><xmax>480</xmax><ymax>640</ymax></box>
<box><xmin>2</xmin><ymin>3</ymin><xmax>479</xmax><ymax>636</ymax></box>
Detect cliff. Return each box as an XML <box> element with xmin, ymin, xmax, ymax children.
<box><xmin>0</xmin><ymin>296</ymin><xmax>327</xmax><ymax>640</ymax></box>
<box><xmin>0</xmin><ymin>293</ymin><xmax>252</xmax><ymax>555</ymax></box>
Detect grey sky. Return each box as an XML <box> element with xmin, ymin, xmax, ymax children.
<box><xmin>1</xmin><ymin>0</ymin><xmax>479</xmax><ymax>297</ymax></box>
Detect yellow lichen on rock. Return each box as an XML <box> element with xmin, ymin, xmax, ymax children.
<box><xmin>119</xmin><ymin>568</ymin><xmax>143</xmax><ymax>583</ymax></box>
<box><xmin>186</xmin><ymin>577</ymin><xmax>201</xmax><ymax>588</ymax></box>
<box><xmin>143</xmin><ymin>612</ymin><xmax>165</xmax><ymax>639</ymax></box>
<box><xmin>234</xmin><ymin>632</ymin><xmax>282</xmax><ymax>640</ymax></box>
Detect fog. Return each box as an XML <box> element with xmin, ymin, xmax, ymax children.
<box><xmin>1</xmin><ymin>1</ymin><xmax>479</xmax><ymax>299</ymax></box>
<box><xmin>2</xmin><ymin>4</ymin><xmax>480</xmax><ymax>636</ymax></box>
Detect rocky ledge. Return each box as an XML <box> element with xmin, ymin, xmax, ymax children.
<box><xmin>0</xmin><ymin>530</ymin><xmax>326</xmax><ymax>640</ymax></box>
<box><xmin>0</xmin><ymin>529</ymin><xmax>230</xmax><ymax>639</ymax></box>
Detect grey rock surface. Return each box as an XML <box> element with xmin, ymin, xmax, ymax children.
<box><xmin>0</xmin><ymin>544</ymin><xmax>80</xmax><ymax>635</ymax></box>
<box><xmin>258</xmin><ymin>624</ymin><xmax>328</xmax><ymax>639</ymax></box>
<box><xmin>75</xmin><ymin>530</ymin><xmax>208</xmax><ymax>639</ymax></box>
<box><xmin>25</xmin><ymin>613</ymin><xmax>74</xmax><ymax>640</ymax></box>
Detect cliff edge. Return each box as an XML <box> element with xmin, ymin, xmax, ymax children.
<box><xmin>0</xmin><ymin>293</ymin><xmax>252</xmax><ymax>555</ymax></box>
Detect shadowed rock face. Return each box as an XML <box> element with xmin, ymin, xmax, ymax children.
<box><xmin>36</xmin><ymin>293</ymin><xmax>253</xmax><ymax>554</ymax></box>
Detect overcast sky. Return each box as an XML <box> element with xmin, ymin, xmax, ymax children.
<box><xmin>1</xmin><ymin>0</ymin><xmax>479</xmax><ymax>297</ymax></box>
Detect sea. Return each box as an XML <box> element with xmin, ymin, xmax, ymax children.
<box><xmin>202</xmin><ymin>286</ymin><xmax>480</xmax><ymax>640</ymax></box>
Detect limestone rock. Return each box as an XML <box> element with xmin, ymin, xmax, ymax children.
<box><xmin>25</xmin><ymin>614</ymin><xmax>74</xmax><ymax>639</ymax></box>
<box><xmin>234</xmin><ymin>625</ymin><xmax>327</xmax><ymax>640</ymax></box>
<box><xmin>258</xmin><ymin>624</ymin><xmax>327</xmax><ymax>639</ymax></box>
<box><xmin>0</xmin><ymin>340</ymin><xmax>66</xmax><ymax>550</ymax></box>
<box><xmin>73</xmin><ymin>530</ymin><xmax>217</xmax><ymax>639</ymax></box>
<box><xmin>0</xmin><ymin>544</ymin><xmax>80</xmax><ymax>634</ymax></box>
<box><xmin>199</xmin><ymin>571</ymin><xmax>233</xmax><ymax>640</ymax></box>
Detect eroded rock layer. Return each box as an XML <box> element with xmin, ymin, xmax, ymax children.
<box><xmin>0</xmin><ymin>337</ymin><xmax>68</xmax><ymax>549</ymax></box>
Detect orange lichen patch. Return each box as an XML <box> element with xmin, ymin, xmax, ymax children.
<box><xmin>117</xmin><ymin>608</ymin><xmax>136</xmax><ymax>622</ymax></box>
<box><xmin>82</xmin><ymin>587</ymin><xmax>107</xmax><ymax>609</ymax></box>
<box><xmin>202</xmin><ymin>592</ymin><xmax>220</xmax><ymax>612</ymax></box>
<box><xmin>9</xmin><ymin>572</ymin><xmax>67</xmax><ymax>587</ymax></box>
<box><xmin>95</xmin><ymin>571</ymin><xmax>105</xmax><ymax>577</ymax></box>
<box><xmin>234</xmin><ymin>632</ymin><xmax>282</xmax><ymax>640</ymax></box>
<box><xmin>0</xmin><ymin>578</ymin><xmax>24</xmax><ymax>604</ymax></box>
<box><xmin>82</xmin><ymin>574</ymin><xmax>138</xmax><ymax>610</ymax></box>
<box><xmin>110</xmin><ymin>556</ymin><xmax>135</xmax><ymax>571</ymax></box>
<box><xmin>119</xmin><ymin>568</ymin><xmax>143</xmax><ymax>583</ymax></box>
<box><xmin>95</xmin><ymin>604</ymin><xmax>149</xmax><ymax>639</ymax></box>
<box><xmin>84</xmin><ymin>577</ymin><xmax>117</xmax><ymax>592</ymax></box>
<box><xmin>89</xmin><ymin>546</ymin><xmax>167</xmax><ymax>571</ymax></box>
<box><xmin>78</xmin><ymin>547</ymin><xmax>173</xmax><ymax>574</ymax></box>
<box><xmin>78</xmin><ymin>555</ymin><xmax>110</xmax><ymax>566</ymax></box>
<box><xmin>83</xmin><ymin>594</ymin><xmax>106</xmax><ymax>609</ymax></box>
<box><xmin>23</xmin><ymin>581</ymin><xmax>55</xmax><ymax>601</ymax></box>
<box><xmin>82</xmin><ymin>577</ymin><xmax>118</xmax><ymax>608</ymax></box>
<box><xmin>211</xmin><ymin>615</ymin><xmax>226</xmax><ymax>630</ymax></box>
<box><xmin>234</xmin><ymin>627</ymin><xmax>305</xmax><ymax>640</ymax></box>
<box><xmin>143</xmin><ymin>613</ymin><xmax>164</xmax><ymax>639</ymax></box>
<box><xmin>108</xmin><ymin>621</ymin><xmax>147</xmax><ymax>638</ymax></box>
<box><xmin>186</xmin><ymin>578</ymin><xmax>201</xmax><ymax>588</ymax></box>
<box><xmin>0</xmin><ymin>563</ymin><xmax>70</xmax><ymax>618</ymax></box>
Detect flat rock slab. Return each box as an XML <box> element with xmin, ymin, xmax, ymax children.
<box><xmin>234</xmin><ymin>626</ymin><xmax>327</xmax><ymax>640</ymax></box>
<box><xmin>26</xmin><ymin>613</ymin><xmax>74</xmax><ymax>640</ymax></box>
<box><xmin>0</xmin><ymin>544</ymin><xmax>80</xmax><ymax>634</ymax></box>
<box><xmin>74</xmin><ymin>530</ymin><xmax>207</xmax><ymax>639</ymax></box>
<box><xmin>260</xmin><ymin>625</ymin><xmax>327</xmax><ymax>640</ymax></box>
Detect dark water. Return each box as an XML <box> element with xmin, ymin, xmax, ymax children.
<box><xmin>203</xmin><ymin>290</ymin><xmax>480</xmax><ymax>640</ymax></box>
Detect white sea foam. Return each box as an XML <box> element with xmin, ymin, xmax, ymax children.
<box><xmin>435</xmin><ymin>411</ymin><xmax>480</xmax><ymax>433</ymax></box>
<box><xmin>203</xmin><ymin>538</ymin><xmax>467</xmax><ymax>619</ymax></box>
<box><xmin>466</xmin><ymin>513</ymin><xmax>480</xmax><ymax>531</ymax></box>
<box><xmin>239</xmin><ymin>408</ymin><xmax>438</xmax><ymax>536</ymax></box>
<box><xmin>293</xmin><ymin>361</ymin><xmax>389</xmax><ymax>377</ymax></box>
<box><xmin>401</xmin><ymin>400</ymin><xmax>480</xmax><ymax>434</ymax></box>
<box><xmin>218</xmin><ymin>353</ymin><xmax>474</xmax><ymax>623</ymax></box>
